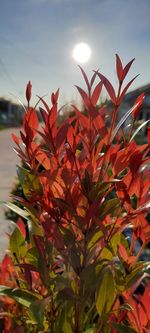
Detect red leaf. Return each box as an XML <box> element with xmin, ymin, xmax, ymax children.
<box><xmin>136</xmin><ymin>225</ymin><xmax>145</xmax><ymax>242</ymax></box>
<box><xmin>78</xmin><ymin>65</ymin><xmax>90</xmax><ymax>92</ymax></box>
<box><xmin>148</xmin><ymin>127</ymin><xmax>150</xmax><ymax>144</ymax></box>
<box><xmin>49</xmin><ymin>104</ymin><xmax>57</xmax><ymax>129</ymax></box>
<box><xmin>31</xmin><ymin>142</ymin><xmax>51</xmax><ymax>169</ymax></box>
<box><xmin>14</xmin><ymin>327</ymin><xmax>24</xmax><ymax>333</ymax></box>
<box><xmin>56</xmin><ymin>122</ymin><xmax>69</xmax><ymax>148</ymax></box>
<box><xmin>20</xmin><ymin>130</ymin><xmax>26</xmax><ymax>144</ymax></box>
<box><xmin>51</xmin><ymin>88</ymin><xmax>59</xmax><ymax>105</ymax></box>
<box><xmin>12</xmin><ymin>133</ymin><xmax>20</xmax><ymax>146</ymax></box>
<box><xmin>85</xmin><ymin>199</ymin><xmax>102</xmax><ymax>222</ymax></box>
<box><xmin>93</xmin><ymin>113</ymin><xmax>108</xmax><ymax>138</ymax></box>
<box><xmin>23</xmin><ymin>107</ymin><xmax>39</xmax><ymax>138</ymax></box>
<box><xmin>26</xmin><ymin>80</ymin><xmax>32</xmax><ymax>103</ymax></box>
<box><xmin>88</xmin><ymin>105</ymin><xmax>99</xmax><ymax>118</ymax></box>
<box><xmin>76</xmin><ymin>111</ymin><xmax>89</xmax><ymax>130</ymax></box>
<box><xmin>118</xmin><ymin>75</ymin><xmax>139</xmax><ymax>104</ymax></box>
<box><xmin>116</xmin><ymin>54</ymin><xmax>123</xmax><ymax>82</ymax></box>
<box><xmin>90</xmin><ymin>70</ymin><xmax>98</xmax><ymax>88</ymax></box>
<box><xmin>118</xmin><ymin>244</ymin><xmax>128</xmax><ymax>262</ymax></box>
<box><xmin>39</xmin><ymin>107</ymin><xmax>48</xmax><ymax>124</ymax></box>
<box><xmin>17</xmin><ymin>263</ymin><xmax>38</xmax><ymax>271</ymax></box>
<box><xmin>17</xmin><ymin>218</ymin><xmax>26</xmax><ymax>239</ymax></box>
<box><xmin>127</xmin><ymin>297</ymin><xmax>148</xmax><ymax>331</ymax></box>
<box><xmin>129</xmin><ymin>151</ymin><xmax>142</xmax><ymax>174</ymax></box>
<box><xmin>129</xmin><ymin>174</ymin><xmax>141</xmax><ymax>197</ymax></box>
<box><xmin>1</xmin><ymin>254</ymin><xmax>13</xmax><ymax>270</ymax></box>
<box><xmin>91</xmin><ymin>81</ymin><xmax>103</xmax><ymax>106</ymax></box>
<box><xmin>67</xmin><ymin>126</ymin><xmax>74</xmax><ymax>147</ymax></box>
<box><xmin>13</xmin><ymin>147</ymin><xmax>26</xmax><ymax>160</ymax></box>
<box><xmin>37</xmin><ymin>95</ymin><xmax>50</xmax><ymax>114</ymax></box>
<box><xmin>75</xmin><ymin>85</ymin><xmax>90</xmax><ymax>108</ymax></box>
<box><xmin>115</xmin><ymin>180</ymin><xmax>130</xmax><ymax>205</ymax></box>
<box><xmin>33</xmin><ymin>235</ymin><xmax>45</xmax><ymax>257</ymax></box>
<box><xmin>96</xmin><ymin>72</ymin><xmax>116</xmax><ymax>104</ymax></box>
<box><xmin>132</xmin><ymin>93</ymin><xmax>145</xmax><ymax>119</ymax></box>
<box><xmin>140</xmin><ymin>283</ymin><xmax>150</xmax><ymax>321</ymax></box>
<box><xmin>122</xmin><ymin>58</ymin><xmax>135</xmax><ymax>80</ymax></box>
<box><xmin>24</xmin><ymin>267</ymin><xmax>32</xmax><ymax>289</ymax></box>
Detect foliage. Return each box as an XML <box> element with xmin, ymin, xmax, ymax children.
<box><xmin>1</xmin><ymin>55</ymin><xmax>150</xmax><ymax>332</ymax></box>
<box><xmin>5</xmin><ymin>179</ymin><xmax>25</xmax><ymax>222</ymax></box>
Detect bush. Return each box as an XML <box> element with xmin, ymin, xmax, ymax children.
<box><xmin>1</xmin><ymin>55</ymin><xmax>150</xmax><ymax>332</ymax></box>
<box><xmin>5</xmin><ymin>180</ymin><xmax>25</xmax><ymax>223</ymax></box>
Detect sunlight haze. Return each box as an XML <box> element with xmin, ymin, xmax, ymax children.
<box><xmin>0</xmin><ymin>0</ymin><xmax>150</xmax><ymax>105</ymax></box>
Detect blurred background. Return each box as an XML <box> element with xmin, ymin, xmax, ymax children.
<box><xmin>0</xmin><ymin>0</ymin><xmax>150</xmax><ymax>258</ymax></box>
<box><xmin>0</xmin><ymin>0</ymin><xmax>150</xmax><ymax>104</ymax></box>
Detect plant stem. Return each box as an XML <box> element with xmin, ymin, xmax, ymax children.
<box><xmin>74</xmin><ymin>302</ymin><xmax>82</xmax><ymax>333</ymax></box>
<box><xmin>108</xmin><ymin>81</ymin><xmax>122</xmax><ymax>144</ymax></box>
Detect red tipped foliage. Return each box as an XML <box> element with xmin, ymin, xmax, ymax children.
<box><xmin>116</xmin><ymin>54</ymin><xmax>135</xmax><ymax>83</ymax></box>
<box><xmin>1</xmin><ymin>55</ymin><xmax>150</xmax><ymax>332</ymax></box>
<box><xmin>91</xmin><ymin>81</ymin><xmax>103</xmax><ymax>106</ymax></box>
<box><xmin>118</xmin><ymin>74</ymin><xmax>139</xmax><ymax>104</ymax></box>
<box><xmin>116</xmin><ymin>53</ymin><xmax>123</xmax><ymax>82</ymax></box>
<box><xmin>132</xmin><ymin>93</ymin><xmax>145</xmax><ymax>119</ymax></box>
<box><xmin>123</xmin><ymin>57</ymin><xmax>135</xmax><ymax>80</ymax></box>
<box><xmin>96</xmin><ymin>72</ymin><xmax>117</xmax><ymax>104</ymax></box>
<box><xmin>26</xmin><ymin>80</ymin><xmax>32</xmax><ymax>104</ymax></box>
<box><xmin>148</xmin><ymin>127</ymin><xmax>150</xmax><ymax>144</ymax></box>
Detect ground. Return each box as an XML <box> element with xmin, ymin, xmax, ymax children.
<box><xmin>0</xmin><ymin>128</ymin><xmax>20</xmax><ymax>260</ymax></box>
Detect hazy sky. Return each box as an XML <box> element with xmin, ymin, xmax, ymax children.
<box><xmin>0</xmin><ymin>0</ymin><xmax>150</xmax><ymax>105</ymax></box>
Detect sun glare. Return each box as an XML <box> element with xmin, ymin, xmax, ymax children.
<box><xmin>72</xmin><ymin>43</ymin><xmax>91</xmax><ymax>64</ymax></box>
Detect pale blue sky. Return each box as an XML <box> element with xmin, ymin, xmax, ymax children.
<box><xmin>0</xmin><ymin>0</ymin><xmax>150</xmax><ymax>105</ymax></box>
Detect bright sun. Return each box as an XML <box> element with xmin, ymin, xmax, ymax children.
<box><xmin>72</xmin><ymin>43</ymin><xmax>91</xmax><ymax>64</ymax></box>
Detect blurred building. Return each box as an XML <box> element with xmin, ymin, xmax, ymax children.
<box><xmin>119</xmin><ymin>83</ymin><xmax>150</xmax><ymax>122</ymax></box>
<box><xmin>0</xmin><ymin>98</ymin><xmax>24</xmax><ymax>127</ymax></box>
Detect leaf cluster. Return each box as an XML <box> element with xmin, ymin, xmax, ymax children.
<box><xmin>1</xmin><ymin>55</ymin><xmax>150</xmax><ymax>332</ymax></box>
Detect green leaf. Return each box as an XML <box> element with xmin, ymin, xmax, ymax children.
<box><xmin>56</xmin><ymin>303</ymin><xmax>73</xmax><ymax>333</ymax></box>
<box><xmin>81</xmin><ymin>261</ymin><xmax>108</xmax><ymax>302</ymax></box>
<box><xmin>4</xmin><ymin>202</ymin><xmax>29</xmax><ymax>220</ymax></box>
<box><xmin>0</xmin><ymin>287</ymin><xmax>40</xmax><ymax>308</ymax></box>
<box><xmin>82</xmin><ymin>169</ymin><xmax>91</xmax><ymax>194</ymax></box>
<box><xmin>53</xmin><ymin>198</ymin><xmax>74</xmax><ymax>215</ymax></box>
<box><xmin>89</xmin><ymin>180</ymin><xmax>120</xmax><ymax>201</ymax></box>
<box><xmin>30</xmin><ymin>297</ymin><xmax>50</xmax><ymax>330</ymax></box>
<box><xmin>13</xmin><ymin>289</ymin><xmax>40</xmax><ymax>307</ymax></box>
<box><xmin>27</xmin><ymin>219</ymin><xmax>44</xmax><ymax>237</ymax></box>
<box><xmin>109</xmin><ymin>233</ymin><xmax>128</xmax><ymax>256</ymax></box>
<box><xmin>9</xmin><ymin>225</ymin><xmax>26</xmax><ymax>259</ymax></box>
<box><xmin>100</xmin><ymin>247</ymin><xmax>113</xmax><ymax>260</ymax></box>
<box><xmin>87</xmin><ymin>229</ymin><xmax>103</xmax><ymax>250</ymax></box>
<box><xmin>62</xmin><ymin>306</ymin><xmax>73</xmax><ymax>333</ymax></box>
<box><xmin>112</xmin><ymin>323</ymin><xmax>136</xmax><ymax>333</ymax></box>
<box><xmin>119</xmin><ymin>303</ymin><xmax>134</xmax><ymax>312</ymax></box>
<box><xmin>96</xmin><ymin>267</ymin><xmax>115</xmax><ymax>316</ymax></box>
<box><xmin>17</xmin><ymin>165</ymin><xmax>42</xmax><ymax>199</ymax></box>
<box><xmin>109</xmin><ymin>233</ymin><xmax>120</xmax><ymax>255</ymax></box>
<box><xmin>62</xmin><ymin>318</ymin><xmax>73</xmax><ymax>333</ymax></box>
<box><xmin>26</xmin><ymin>247</ymin><xmax>39</xmax><ymax>268</ymax></box>
<box><xmin>114</xmin><ymin>265</ymin><xmax>126</xmax><ymax>293</ymax></box>
<box><xmin>100</xmin><ymin>198</ymin><xmax>120</xmax><ymax>220</ymax></box>
<box><xmin>55</xmin><ymin>275</ymin><xmax>71</xmax><ymax>289</ymax></box>
<box><xmin>38</xmin><ymin>256</ymin><xmax>50</xmax><ymax>289</ymax></box>
<box><xmin>89</xmin><ymin>182</ymin><xmax>112</xmax><ymax>201</ymax></box>
<box><xmin>69</xmin><ymin>244</ymin><xmax>81</xmax><ymax>275</ymax></box>
<box><xmin>58</xmin><ymin>288</ymin><xmax>77</xmax><ymax>301</ymax></box>
<box><xmin>63</xmin><ymin>228</ymin><xmax>76</xmax><ymax>247</ymax></box>
<box><xmin>125</xmin><ymin>263</ymin><xmax>146</xmax><ymax>290</ymax></box>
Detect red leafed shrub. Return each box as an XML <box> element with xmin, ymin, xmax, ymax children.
<box><xmin>1</xmin><ymin>55</ymin><xmax>150</xmax><ymax>332</ymax></box>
